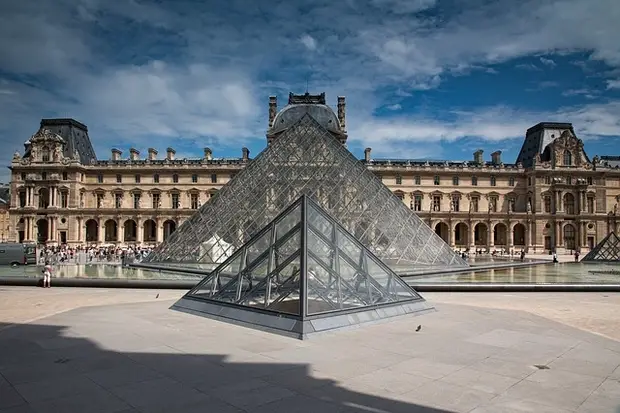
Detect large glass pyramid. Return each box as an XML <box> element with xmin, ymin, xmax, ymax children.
<box><xmin>582</xmin><ymin>232</ymin><xmax>620</xmax><ymax>262</ymax></box>
<box><xmin>172</xmin><ymin>195</ymin><xmax>432</xmax><ymax>339</ymax></box>
<box><xmin>144</xmin><ymin>113</ymin><xmax>467</xmax><ymax>273</ymax></box>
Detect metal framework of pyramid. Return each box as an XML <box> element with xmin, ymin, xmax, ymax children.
<box><xmin>172</xmin><ymin>195</ymin><xmax>432</xmax><ymax>339</ymax></box>
<box><xmin>582</xmin><ymin>232</ymin><xmax>620</xmax><ymax>262</ymax></box>
<box><xmin>143</xmin><ymin>113</ymin><xmax>467</xmax><ymax>274</ymax></box>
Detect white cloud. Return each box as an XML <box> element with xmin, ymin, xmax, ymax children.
<box><xmin>386</xmin><ymin>104</ymin><xmax>402</xmax><ymax>110</ymax></box>
<box><xmin>606</xmin><ymin>79</ymin><xmax>620</xmax><ymax>89</ymax></box>
<box><xmin>300</xmin><ymin>34</ymin><xmax>317</xmax><ymax>51</ymax></box>
<box><xmin>540</xmin><ymin>57</ymin><xmax>556</xmax><ymax>67</ymax></box>
<box><xmin>516</xmin><ymin>63</ymin><xmax>541</xmax><ymax>71</ymax></box>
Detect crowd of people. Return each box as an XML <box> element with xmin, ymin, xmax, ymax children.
<box><xmin>37</xmin><ymin>245</ymin><xmax>155</xmax><ymax>265</ymax></box>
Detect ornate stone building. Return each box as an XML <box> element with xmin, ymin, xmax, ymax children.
<box><xmin>7</xmin><ymin>93</ymin><xmax>620</xmax><ymax>253</ymax></box>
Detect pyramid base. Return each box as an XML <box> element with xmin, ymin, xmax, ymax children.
<box><xmin>171</xmin><ymin>297</ymin><xmax>434</xmax><ymax>340</ymax></box>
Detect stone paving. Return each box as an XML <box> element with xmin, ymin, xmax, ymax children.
<box><xmin>0</xmin><ymin>287</ymin><xmax>619</xmax><ymax>412</ymax></box>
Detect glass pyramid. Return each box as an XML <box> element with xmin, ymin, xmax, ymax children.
<box><xmin>144</xmin><ymin>113</ymin><xmax>467</xmax><ymax>273</ymax></box>
<box><xmin>172</xmin><ymin>195</ymin><xmax>432</xmax><ymax>339</ymax></box>
<box><xmin>582</xmin><ymin>232</ymin><xmax>620</xmax><ymax>262</ymax></box>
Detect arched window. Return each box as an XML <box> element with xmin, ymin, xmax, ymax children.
<box><xmin>563</xmin><ymin>150</ymin><xmax>572</xmax><ymax>166</ymax></box>
<box><xmin>41</xmin><ymin>147</ymin><xmax>50</xmax><ymax>162</ymax></box>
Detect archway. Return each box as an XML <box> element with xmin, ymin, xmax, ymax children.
<box><xmin>163</xmin><ymin>220</ymin><xmax>176</xmax><ymax>241</ymax></box>
<box><xmin>563</xmin><ymin>223</ymin><xmax>576</xmax><ymax>250</ymax></box>
<box><xmin>38</xmin><ymin>188</ymin><xmax>49</xmax><ymax>209</ymax></box>
<box><xmin>474</xmin><ymin>223</ymin><xmax>488</xmax><ymax>246</ymax></box>
<box><xmin>454</xmin><ymin>223</ymin><xmax>468</xmax><ymax>247</ymax></box>
<box><xmin>104</xmin><ymin>220</ymin><xmax>118</xmax><ymax>242</ymax></box>
<box><xmin>563</xmin><ymin>193</ymin><xmax>575</xmax><ymax>215</ymax></box>
<box><xmin>36</xmin><ymin>219</ymin><xmax>48</xmax><ymax>244</ymax></box>
<box><xmin>513</xmin><ymin>223</ymin><xmax>526</xmax><ymax>247</ymax></box>
<box><xmin>493</xmin><ymin>223</ymin><xmax>507</xmax><ymax>246</ymax></box>
<box><xmin>434</xmin><ymin>222</ymin><xmax>449</xmax><ymax>243</ymax></box>
<box><xmin>85</xmin><ymin>219</ymin><xmax>98</xmax><ymax>242</ymax></box>
<box><xmin>143</xmin><ymin>219</ymin><xmax>156</xmax><ymax>242</ymax></box>
<box><xmin>124</xmin><ymin>219</ymin><xmax>137</xmax><ymax>242</ymax></box>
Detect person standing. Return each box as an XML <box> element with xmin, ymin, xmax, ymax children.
<box><xmin>42</xmin><ymin>261</ymin><xmax>53</xmax><ymax>288</ymax></box>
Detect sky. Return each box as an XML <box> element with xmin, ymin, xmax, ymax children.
<box><xmin>1</xmin><ymin>0</ymin><xmax>620</xmax><ymax>183</ymax></box>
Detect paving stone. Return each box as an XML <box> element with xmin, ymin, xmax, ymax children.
<box><xmin>548</xmin><ymin>355</ymin><xmax>620</xmax><ymax>377</ymax></box>
<box><xmin>525</xmin><ymin>368</ymin><xmax>605</xmax><ymax>388</ymax></box>
<box><xmin>500</xmin><ymin>379</ymin><xmax>597</xmax><ymax>411</ymax></box>
<box><xmin>85</xmin><ymin>364</ymin><xmax>164</xmax><ymax>388</ymax></box>
<box><xmin>440</xmin><ymin>367</ymin><xmax>522</xmax><ymax>394</ymax></box>
<box><xmin>399</xmin><ymin>380</ymin><xmax>496</xmax><ymax>412</ymax></box>
<box><xmin>14</xmin><ymin>374</ymin><xmax>105</xmax><ymax>403</ymax></box>
<box><xmin>0</xmin><ymin>360</ymin><xmax>74</xmax><ymax>385</ymax></box>
<box><xmin>0</xmin><ymin>385</ymin><xmax>26</xmax><ymax>410</ymax></box>
<box><xmin>26</xmin><ymin>387</ymin><xmax>130</xmax><ymax>413</ymax></box>
<box><xmin>468</xmin><ymin>357</ymin><xmax>537</xmax><ymax>380</ymax></box>
<box><xmin>471</xmin><ymin>395</ymin><xmax>575</xmax><ymax>413</ymax></box>
<box><xmin>388</xmin><ymin>357</ymin><xmax>466</xmax><ymax>380</ymax></box>
<box><xmin>341</xmin><ymin>367</ymin><xmax>434</xmax><ymax>396</ymax></box>
<box><xmin>209</xmin><ymin>378</ymin><xmax>296</xmax><ymax>410</ymax></box>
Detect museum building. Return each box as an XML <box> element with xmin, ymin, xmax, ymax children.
<box><xmin>7</xmin><ymin>92</ymin><xmax>620</xmax><ymax>254</ymax></box>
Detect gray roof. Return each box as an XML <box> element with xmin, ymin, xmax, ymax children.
<box><xmin>516</xmin><ymin>122</ymin><xmax>575</xmax><ymax>167</ymax></box>
<box><xmin>25</xmin><ymin>119</ymin><xmax>97</xmax><ymax>164</ymax></box>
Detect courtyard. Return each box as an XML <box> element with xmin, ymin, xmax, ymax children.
<box><xmin>1</xmin><ymin>287</ymin><xmax>619</xmax><ymax>413</ymax></box>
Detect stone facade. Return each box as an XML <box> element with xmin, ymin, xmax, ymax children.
<box><xmin>7</xmin><ymin>94</ymin><xmax>620</xmax><ymax>253</ymax></box>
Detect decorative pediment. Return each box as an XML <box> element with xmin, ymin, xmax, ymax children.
<box><xmin>30</xmin><ymin>128</ymin><xmax>65</xmax><ymax>144</ymax></box>
<box><xmin>467</xmin><ymin>191</ymin><xmax>482</xmax><ymax>199</ymax></box>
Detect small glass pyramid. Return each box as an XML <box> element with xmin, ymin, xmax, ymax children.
<box><xmin>582</xmin><ymin>232</ymin><xmax>620</xmax><ymax>262</ymax></box>
<box><xmin>144</xmin><ymin>113</ymin><xmax>467</xmax><ymax>274</ymax></box>
<box><xmin>172</xmin><ymin>195</ymin><xmax>431</xmax><ymax>339</ymax></box>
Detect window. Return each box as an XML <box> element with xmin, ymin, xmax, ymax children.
<box><xmin>211</xmin><ymin>174</ymin><xmax>217</xmax><ymax>183</ymax></box>
<box><xmin>563</xmin><ymin>150</ymin><xmax>572</xmax><ymax>166</ymax></box>
<box><xmin>451</xmin><ymin>195</ymin><xmax>460</xmax><ymax>212</ymax></box>
<box><xmin>152</xmin><ymin>193</ymin><xmax>160</xmax><ymax>209</ymax></box>
<box><xmin>172</xmin><ymin>193</ymin><xmax>180</xmax><ymax>209</ymax></box>
<box><xmin>80</xmin><ymin>192</ymin><xmax>84</xmax><ymax>208</ymax></box>
<box><xmin>62</xmin><ymin>172</ymin><xmax>68</xmax><ymax>181</ymax></box>
<box><xmin>413</xmin><ymin>195</ymin><xmax>422</xmax><ymax>211</ymax></box>
<box><xmin>190</xmin><ymin>193</ymin><xmax>199</xmax><ymax>209</ymax></box>
<box><xmin>41</xmin><ymin>172</ymin><xmax>47</xmax><ymax>180</ymax></box>
<box><xmin>172</xmin><ymin>174</ymin><xmax>179</xmax><ymax>183</ymax></box>
<box><xmin>488</xmin><ymin>197</ymin><xmax>498</xmax><ymax>212</ymax></box>
<box><xmin>587</xmin><ymin>177</ymin><xmax>593</xmax><ymax>185</ymax></box>
<box><xmin>527</xmin><ymin>177</ymin><xmax>532</xmax><ymax>186</ymax></box>
<box><xmin>564</xmin><ymin>193</ymin><xmax>575</xmax><ymax>215</ymax></box>
<box><xmin>508</xmin><ymin>198</ymin><xmax>515</xmax><ymax>212</ymax></box>
<box><xmin>97</xmin><ymin>174</ymin><xmax>103</xmax><ymax>184</ymax></box>
<box><xmin>60</xmin><ymin>192</ymin><xmax>68</xmax><ymax>208</ymax></box>
<box><xmin>133</xmin><ymin>194</ymin><xmax>141</xmax><ymax>209</ymax></box>
<box><xmin>394</xmin><ymin>191</ymin><xmax>404</xmax><ymax>200</ymax></box>
<box><xmin>509</xmin><ymin>177</ymin><xmax>515</xmax><ymax>186</ymax></box>
<box><xmin>116</xmin><ymin>174</ymin><xmax>122</xmax><ymax>183</ymax></box>
<box><xmin>20</xmin><ymin>173</ymin><xmax>26</xmax><ymax>181</ymax></box>
<box><xmin>470</xmin><ymin>196</ymin><xmax>479</xmax><ymax>212</ymax></box>
<box><xmin>135</xmin><ymin>174</ymin><xmax>141</xmax><ymax>183</ymax></box>
<box><xmin>544</xmin><ymin>197</ymin><xmax>551</xmax><ymax>213</ymax></box>
<box><xmin>96</xmin><ymin>193</ymin><xmax>103</xmax><ymax>209</ymax></box>
<box><xmin>471</xmin><ymin>176</ymin><xmax>478</xmax><ymax>186</ymax></box>
<box><xmin>192</xmin><ymin>174</ymin><xmax>198</xmax><ymax>183</ymax></box>
<box><xmin>19</xmin><ymin>191</ymin><xmax>26</xmax><ymax>207</ymax></box>
<box><xmin>587</xmin><ymin>197</ymin><xmax>594</xmax><ymax>213</ymax></box>
<box><xmin>396</xmin><ymin>175</ymin><xmax>402</xmax><ymax>185</ymax></box>
<box><xmin>114</xmin><ymin>193</ymin><xmax>122</xmax><ymax>209</ymax></box>
<box><xmin>434</xmin><ymin>176</ymin><xmax>440</xmax><ymax>185</ymax></box>
<box><xmin>544</xmin><ymin>176</ymin><xmax>551</xmax><ymax>184</ymax></box>
<box><xmin>490</xmin><ymin>176</ymin><xmax>496</xmax><ymax>187</ymax></box>
<box><xmin>153</xmin><ymin>174</ymin><xmax>159</xmax><ymax>183</ymax></box>
<box><xmin>452</xmin><ymin>176</ymin><xmax>459</xmax><ymax>186</ymax></box>
<box><xmin>432</xmin><ymin>195</ymin><xmax>441</xmax><ymax>211</ymax></box>
<box><xmin>414</xmin><ymin>176</ymin><xmax>421</xmax><ymax>185</ymax></box>
<box><xmin>42</xmin><ymin>147</ymin><xmax>50</xmax><ymax>162</ymax></box>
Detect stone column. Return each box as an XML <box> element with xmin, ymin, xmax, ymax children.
<box><xmin>137</xmin><ymin>218</ymin><xmax>143</xmax><ymax>244</ymax></box>
<box><xmin>508</xmin><ymin>223</ymin><xmax>514</xmax><ymax>249</ymax></box>
<box><xmin>449</xmin><ymin>224</ymin><xmax>455</xmax><ymax>248</ymax></box>
<box><xmin>556</xmin><ymin>221</ymin><xmax>563</xmax><ymax>247</ymax></box>
<box><xmin>98</xmin><ymin>219</ymin><xmax>105</xmax><ymax>244</ymax></box>
<box><xmin>582</xmin><ymin>222</ymin><xmax>587</xmax><ymax>247</ymax></box>
<box><xmin>76</xmin><ymin>217</ymin><xmax>82</xmax><ymax>243</ymax></box>
<box><xmin>527</xmin><ymin>221</ymin><xmax>532</xmax><ymax>250</ymax></box>
<box><xmin>24</xmin><ymin>217</ymin><xmax>29</xmax><ymax>241</ymax></box>
<box><xmin>117</xmin><ymin>218</ymin><xmax>123</xmax><ymax>243</ymax></box>
<box><xmin>488</xmin><ymin>223</ymin><xmax>494</xmax><ymax>248</ymax></box>
<box><xmin>469</xmin><ymin>223</ymin><xmax>476</xmax><ymax>250</ymax></box>
<box><xmin>156</xmin><ymin>218</ymin><xmax>163</xmax><ymax>243</ymax></box>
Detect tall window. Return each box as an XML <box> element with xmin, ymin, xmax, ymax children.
<box><xmin>41</xmin><ymin>172</ymin><xmax>47</xmax><ymax>180</ymax></box>
<box><xmin>564</xmin><ymin>193</ymin><xmax>575</xmax><ymax>215</ymax></box>
<box><xmin>42</xmin><ymin>147</ymin><xmax>50</xmax><ymax>162</ymax></box>
<box><xmin>116</xmin><ymin>174</ymin><xmax>122</xmax><ymax>183</ymax></box>
<box><xmin>563</xmin><ymin>150</ymin><xmax>572</xmax><ymax>166</ymax></box>
<box><xmin>152</xmin><ymin>193</ymin><xmax>160</xmax><ymax>209</ymax></box>
<box><xmin>566</xmin><ymin>176</ymin><xmax>572</xmax><ymax>185</ymax></box>
<box><xmin>135</xmin><ymin>174</ymin><xmax>141</xmax><ymax>183</ymax></box>
<box><xmin>470</xmin><ymin>197</ymin><xmax>479</xmax><ymax>212</ymax></box>
<box><xmin>452</xmin><ymin>176</ymin><xmax>459</xmax><ymax>186</ymax></box>
<box><xmin>509</xmin><ymin>177</ymin><xmax>515</xmax><ymax>186</ymax></box>
<box><xmin>21</xmin><ymin>172</ymin><xmax>26</xmax><ymax>181</ymax></box>
<box><xmin>587</xmin><ymin>177</ymin><xmax>593</xmax><ymax>185</ymax></box>
<box><xmin>527</xmin><ymin>177</ymin><xmax>532</xmax><ymax>186</ymax></box>
<box><xmin>544</xmin><ymin>197</ymin><xmax>551</xmax><ymax>213</ymax></box>
<box><xmin>490</xmin><ymin>176</ymin><xmax>497</xmax><ymax>187</ymax></box>
<box><xmin>19</xmin><ymin>191</ymin><xmax>26</xmax><ymax>207</ymax></box>
<box><xmin>133</xmin><ymin>194</ymin><xmax>141</xmax><ymax>209</ymax></box>
<box><xmin>115</xmin><ymin>193</ymin><xmax>122</xmax><ymax>208</ymax></box>
<box><xmin>413</xmin><ymin>195</ymin><xmax>422</xmax><ymax>211</ymax></box>
<box><xmin>190</xmin><ymin>193</ymin><xmax>199</xmax><ymax>209</ymax></box>
<box><xmin>211</xmin><ymin>174</ymin><xmax>217</xmax><ymax>183</ymax></box>
<box><xmin>97</xmin><ymin>174</ymin><xmax>103</xmax><ymax>184</ymax></box>
<box><xmin>432</xmin><ymin>195</ymin><xmax>441</xmax><ymax>211</ymax></box>
<box><xmin>172</xmin><ymin>193</ymin><xmax>180</xmax><ymax>209</ymax></box>
<box><xmin>394</xmin><ymin>191</ymin><xmax>404</xmax><ymax>201</ymax></box>
<box><xmin>414</xmin><ymin>176</ymin><xmax>421</xmax><ymax>185</ymax></box>
<box><xmin>587</xmin><ymin>197</ymin><xmax>594</xmax><ymax>213</ymax></box>
<box><xmin>471</xmin><ymin>176</ymin><xmax>478</xmax><ymax>186</ymax></box>
<box><xmin>153</xmin><ymin>174</ymin><xmax>160</xmax><ymax>183</ymax></box>
<box><xmin>451</xmin><ymin>195</ymin><xmax>460</xmax><ymax>212</ymax></box>
<box><xmin>172</xmin><ymin>174</ymin><xmax>179</xmax><ymax>183</ymax></box>
<box><xmin>395</xmin><ymin>175</ymin><xmax>402</xmax><ymax>185</ymax></box>
<box><xmin>433</xmin><ymin>176</ymin><xmax>440</xmax><ymax>185</ymax></box>
<box><xmin>544</xmin><ymin>176</ymin><xmax>551</xmax><ymax>184</ymax></box>
<box><xmin>60</xmin><ymin>192</ymin><xmax>68</xmax><ymax>208</ymax></box>
<box><xmin>62</xmin><ymin>172</ymin><xmax>68</xmax><ymax>181</ymax></box>
<box><xmin>192</xmin><ymin>174</ymin><xmax>198</xmax><ymax>183</ymax></box>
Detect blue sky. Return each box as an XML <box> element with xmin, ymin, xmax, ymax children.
<box><xmin>1</xmin><ymin>0</ymin><xmax>620</xmax><ymax>182</ymax></box>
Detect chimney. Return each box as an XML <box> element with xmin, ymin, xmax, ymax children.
<box><xmin>129</xmin><ymin>148</ymin><xmax>139</xmax><ymax>161</ymax></box>
<box><xmin>203</xmin><ymin>147</ymin><xmax>213</xmax><ymax>161</ymax></box>
<box><xmin>364</xmin><ymin>148</ymin><xmax>372</xmax><ymax>162</ymax></box>
<box><xmin>147</xmin><ymin>148</ymin><xmax>158</xmax><ymax>160</ymax></box>
<box><xmin>111</xmin><ymin>148</ymin><xmax>122</xmax><ymax>161</ymax></box>
<box><xmin>491</xmin><ymin>150</ymin><xmax>502</xmax><ymax>165</ymax></box>
<box><xmin>268</xmin><ymin>96</ymin><xmax>277</xmax><ymax>127</ymax></box>
<box><xmin>473</xmin><ymin>149</ymin><xmax>484</xmax><ymax>164</ymax></box>
<box><xmin>166</xmin><ymin>147</ymin><xmax>175</xmax><ymax>160</ymax></box>
<box><xmin>337</xmin><ymin>96</ymin><xmax>346</xmax><ymax>129</ymax></box>
<box><xmin>242</xmin><ymin>147</ymin><xmax>249</xmax><ymax>161</ymax></box>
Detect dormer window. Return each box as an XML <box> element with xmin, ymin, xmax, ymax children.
<box><xmin>42</xmin><ymin>147</ymin><xmax>50</xmax><ymax>162</ymax></box>
<box><xmin>563</xmin><ymin>150</ymin><xmax>572</xmax><ymax>166</ymax></box>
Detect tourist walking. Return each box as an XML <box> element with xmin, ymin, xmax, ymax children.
<box><xmin>42</xmin><ymin>261</ymin><xmax>53</xmax><ymax>288</ymax></box>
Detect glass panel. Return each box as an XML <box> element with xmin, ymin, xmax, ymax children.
<box><xmin>244</xmin><ymin>229</ymin><xmax>272</xmax><ymax>266</ymax></box>
<box><xmin>307</xmin><ymin>229</ymin><xmax>334</xmax><ymax>266</ymax></box>
<box><xmin>307</xmin><ymin>204</ymin><xmax>334</xmax><ymax>240</ymax></box>
<box><xmin>274</xmin><ymin>203</ymin><xmax>301</xmax><ymax>240</ymax></box>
